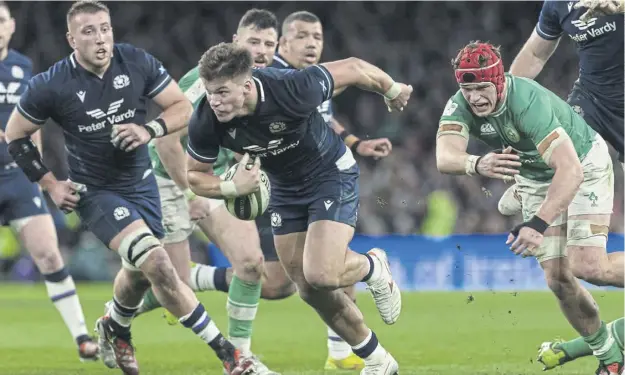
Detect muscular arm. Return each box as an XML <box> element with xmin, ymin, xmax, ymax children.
<box><xmin>5</xmin><ymin>110</ymin><xmax>58</xmax><ymax>189</ymax></box>
<box><xmin>186</xmin><ymin>155</ymin><xmax>226</xmax><ymax>199</ymax></box>
<box><xmin>150</xmin><ymin>81</ymin><xmax>193</xmax><ymax>135</ymax></box>
<box><xmin>322</xmin><ymin>57</ymin><xmax>395</xmax><ymax>97</ymax></box>
<box><xmin>153</xmin><ymin>126</ymin><xmax>190</xmax><ymax>190</ymax></box>
<box><xmin>436</xmin><ymin>131</ymin><xmax>471</xmax><ymax>175</ymax></box>
<box><xmin>535</xmin><ymin>131</ymin><xmax>583</xmax><ymax>223</ymax></box>
<box><xmin>509</xmin><ymin>29</ymin><xmax>560</xmax><ymax>79</ymax></box>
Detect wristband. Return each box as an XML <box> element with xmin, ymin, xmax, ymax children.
<box><xmin>183</xmin><ymin>188</ymin><xmax>197</xmax><ymax>201</ymax></box>
<box><xmin>510</xmin><ymin>215</ymin><xmax>549</xmax><ymax>236</ymax></box>
<box><xmin>350</xmin><ymin>140</ymin><xmax>362</xmax><ymax>153</ymax></box>
<box><xmin>383</xmin><ymin>82</ymin><xmax>401</xmax><ymax>100</ymax></box>
<box><xmin>219</xmin><ymin>180</ymin><xmax>238</xmax><ymax>198</ymax></box>
<box><xmin>465</xmin><ymin>155</ymin><xmax>480</xmax><ymax>176</ymax></box>
<box><xmin>144</xmin><ymin>118</ymin><xmax>168</xmax><ymax>139</ymax></box>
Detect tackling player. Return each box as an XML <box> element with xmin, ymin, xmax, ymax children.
<box><xmin>436</xmin><ymin>41</ymin><xmax>623</xmax><ymax>375</ymax></box>
<box><xmin>191</xmin><ymin>10</ymin><xmax>395</xmax><ymax>371</ymax></box>
<box><xmin>187</xmin><ymin>42</ymin><xmax>411</xmax><ymax>374</ymax></box>
<box><xmin>4</xmin><ymin>2</ymin><xmax>254</xmax><ymax>374</ymax></box>
<box><xmin>0</xmin><ymin>1</ymin><xmax>98</xmax><ymax>361</ymax></box>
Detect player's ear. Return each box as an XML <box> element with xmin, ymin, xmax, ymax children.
<box><xmin>66</xmin><ymin>32</ymin><xmax>76</xmax><ymax>49</ymax></box>
<box><xmin>232</xmin><ymin>33</ymin><xmax>238</xmax><ymax>43</ymax></box>
<box><xmin>279</xmin><ymin>35</ymin><xmax>287</xmax><ymax>49</ymax></box>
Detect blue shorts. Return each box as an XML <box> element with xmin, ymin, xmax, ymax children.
<box><xmin>75</xmin><ymin>179</ymin><xmax>164</xmax><ymax>246</ymax></box>
<box><xmin>0</xmin><ymin>168</ymin><xmax>48</xmax><ymax>225</ymax></box>
<box><xmin>255</xmin><ymin>212</ymin><xmax>278</xmax><ymax>261</ymax></box>
<box><xmin>568</xmin><ymin>82</ymin><xmax>624</xmax><ymax>162</ymax></box>
<box><xmin>269</xmin><ymin>163</ymin><xmax>360</xmax><ymax>236</ymax></box>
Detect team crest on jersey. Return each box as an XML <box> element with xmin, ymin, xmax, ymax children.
<box><xmin>442</xmin><ymin>100</ymin><xmax>458</xmax><ymax>116</ymax></box>
<box><xmin>11</xmin><ymin>65</ymin><xmax>24</xmax><ymax>79</ymax></box>
<box><xmin>113</xmin><ymin>74</ymin><xmax>130</xmax><ymax>90</ymax></box>
<box><xmin>571</xmin><ymin>104</ymin><xmax>585</xmax><ymax>118</ymax></box>
<box><xmin>269</xmin><ymin>122</ymin><xmax>286</xmax><ymax>133</ymax></box>
<box><xmin>503</xmin><ymin>125</ymin><xmax>520</xmax><ymax>143</ymax></box>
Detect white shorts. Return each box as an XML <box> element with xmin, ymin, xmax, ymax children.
<box><xmin>157</xmin><ymin>175</ymin><xmax>224</xmax><ymax>244</ymax></box>
<box><xmin>515</xmin><ymin>134</ymin><xmax>614</xmax><ymax>262</ymax></box>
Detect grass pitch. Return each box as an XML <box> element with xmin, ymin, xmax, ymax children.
<box><xmin>0</xmin><ymin>283</ymin><xmax>622</xmax><ymax>374</ymax></box>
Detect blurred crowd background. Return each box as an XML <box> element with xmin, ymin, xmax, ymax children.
<box><xmin>1</xmin><ymin>1</ymin><xmax>623</xmax><ymax>280</ymax></box>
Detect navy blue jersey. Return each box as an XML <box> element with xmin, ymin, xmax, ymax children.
<box><xmin>187</xmin><ymin>65</ymin><xmax>348</xmax><ymax>187</ymax></box>
<box><xmin>17</xmin><ymin>43</ymin><xmax>172</xmax><ymax>191</ymax></box>
<box><xmin>0</xmin><ymin>50</ymin><xmax>32</xmax><ymax>173</ymax></box>
<box><xmin>271</xmin><ymin>54</ymin><xmax>334</xmax><ymax>124</ymax></box>
<box><xmin>536</xmin><ymin>0</ymin><xmax>623</xmax><ymax>111</ymax></box>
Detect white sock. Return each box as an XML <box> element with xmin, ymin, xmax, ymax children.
<box><xmin>230</xmin><ymin>337</ymin><xmax>252</xmax><ymax>357</ymax></box>
<box><xmin>44</xmin><ymin>269</ymin><xmax>88</xmax><ymax>341</ymax></box>
<box><xmin>110</xmin><ymin>297</ymin><xmax>140</xmax><ymax>327</ymax></box>
<box><xmin>364</xmin><ymin>252</ymin><xmax>382</xmax><ymax>284</ymax></box>
<box><xmin>190</xmin><ymin>263</ymin><xmax>217</xmax><ymax>291</ymax></box>
<box><xmin>352</xmin><ymin>330</ymin><xmax>387</xmax><ymax>364</ymax></box>
<box><xmin>327</xmin><ymin>326</ymin><xmax>352</xmax><ymax>360</ymax></box>
<box><xmin>179</xmin><ymin>305</ymin><xmax>222</xmax><ymax>344</ymax></box>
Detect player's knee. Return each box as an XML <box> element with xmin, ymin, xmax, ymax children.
<box><xmin>30</xmin><ymin>248</ymin><xmax>64</xmax><ymax>274</ymax></box>
<box><xmin>117</xmin><ymin>227</ymin><xmax>162</xmax><ymax>270</ymax></box>
<box><xmin>303</xmin><ymin>268</ymin><xmax>340</xmax><ymax>291</ymax></box>
<box><xmin>142</xmin><ymin>248</ymin><xmax>179</xmax><ymax>294</ymax></box>
<box><xmin>261</xmin><ymin>277</ymin><xmax>296</xmax><ymax>300</ymax></box>
<box><xmin>233</xmin><ymin>254</ymin><xmax>264</xmax><ymax>281</ymax></box>
<box><xmin>543</xmin><ymin>263</ymin><xmax>577</xmax><ymax>300</ymax></box>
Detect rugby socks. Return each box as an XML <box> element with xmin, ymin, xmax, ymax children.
<box><xmin>352</xmin><ymin>330</ymin><xmax>388</xmax><ymax>364</ymax></box>
<box><xmin>227</xmin><ymin>275</ymin><xmax>261</xmax><ymax>356</ymax></box>
<box><xmin>583</xmin><ymin>321</ymin><xmax>624</xmax><ymax>365</ymax></box>
<box><xmin>361</xmin><ymin>253</ymin><xmax>377</xmax><ymax>282</ymax></box>
<box><xmin>190</xmin><ymin>263</ymin><xmax>230</xmax><ymax>293</ymax></box>
<box><xmin>108</xmin><ymin>297</ymin><xmax>140</xmax><ymax>339</ymax></box>
<box><xmin>558</xmin><ymin>317</ymin><xmax>624</xmax><ymax>361</ymax></box>
<box><xmin>43</xmin><ymin>267</ymin><xmax>90</xmax><ymax>344</ymax></box>
<box><xmin>135</xmin><ymin>288</ymin><xmax>161</xmax><ymax>315</ymax></box>
<box><xmin>328</xmin><ymin>326</ymin><xmax>353</xmax><ymax>360</ymax></box>
<box><xmin>180</xmin><ymin>303</ymin><xmax>236</xmax><ymax>357</ymax></box>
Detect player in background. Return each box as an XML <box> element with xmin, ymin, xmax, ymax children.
<box><xmin>436</xmin><ymin>41</ymin><xmax>623</xmax><ymax>375</ymax></box>
<box><xmin>189</xmin><ymin>10</ymin><xmax>394</xmax><ymax>371</ymax></box>
<box><xmin>187</xmin><ymin>42</ymin><xmax>411</xmax><ymax>375</ymax></box>
<box><xmin>129</xmin><ymin>9</ymin><xmax>281</xmax><ymax>374</ymax></box>
<box><xmin>0</xmin><ymin>1</ymin><xmax>99</xmax><ymax>362</ymax></box>
<box><xmin>4</xmin><ymin>2</ymin><xmax>254</xmax><ymax>374</ymax></box>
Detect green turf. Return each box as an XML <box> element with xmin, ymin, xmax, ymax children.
<box><xmin>0</xmin><ymin>283</ymin><xmax>622</xmax><ymax>374</ymax></box>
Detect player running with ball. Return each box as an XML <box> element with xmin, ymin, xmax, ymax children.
<box><xmin>436</xmin><ymin>41</ymin><xmax>624</xmax><ymax>375</ymax></box>
<box><xmin>187</xmin><ymin>42</ymin><xmax>410</xmax><ymax>374</ymax></box>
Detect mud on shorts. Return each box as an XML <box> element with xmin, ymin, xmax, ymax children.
<box><xmin>515</xmin><ymin>134</ymin><xmax>614</xmax><ymax>263</ymax></box>
<box><xmin>568</xmin><ymin>82</ymin><xmax>624</xmax><ymax>162</ymax></box>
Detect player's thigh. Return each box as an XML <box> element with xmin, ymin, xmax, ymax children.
<box><xmin>157</xmin><ymin>175</ymin><xmax>194</xmax><ymax>245</ymax></box>
<box><xmin>196</xmin><ymin>203</ymin><xmax>262</xmax><ymax>267</ymax></box>
<box><xmin>273</xmin><ymin>231</ymin><xmax>308</xmax><ymax>287</ymax></box>
<box><xmin>568</xmin><ymin>84</ymin><xmax>624</xmax><ymax>158</ymax></box>
<box><xmin>515</xmin><ymin>175</ymin><xmax>567</xmax><ymax>263</ymax></box>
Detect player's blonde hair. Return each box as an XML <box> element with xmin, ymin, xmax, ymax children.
<box><xmin>198</xmin><ymin>42</ymin><xmax>253</xmax><ymax>83</ymax></box>
<box><xmin>66</xmin><ymin>1</ymin><xmax>109</xmax><ymax>26</ymax></box>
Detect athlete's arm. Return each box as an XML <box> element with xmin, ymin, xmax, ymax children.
<box><xmin>153</xmin><ymin>126</ymin><xmax>191</xmax><ymax>191</ymax></box>
<box><xmin>322</xmin><ymin>57</ymin><xmax>397</xmax><ymax>97</ymax></box>
<box><xmin>186</xmin><ymin>155</ymin><xmax>223</xmax><ymax>198</ymax></box>
<box><xmin>149</xmin><ymin>81</ymin><xmax>193</xmax><ymax>136</ymax></box>
<box><xmin>509</xmin><ymin>29</ymin><xmax>560</xmax><ymax>79</ymax></box>
<box><xmin>535</xmin><ymin>131</ymin><xmax>583</xmax><ymax>223</ymax></box>
<box><xmin>436</xmin><ymin>132</ymin><xmax>471</xmax><ymax>175</ymax></box>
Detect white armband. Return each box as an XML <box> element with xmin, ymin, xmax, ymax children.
<box><xmin>219</xmin><ymin>181</ymin><xmax>238</xmax><ymax>198</ymax></box>
<box><xmin>383</xmin><ymin>82</ymin><xmax>401</xmax><ymax>100</ymax></box>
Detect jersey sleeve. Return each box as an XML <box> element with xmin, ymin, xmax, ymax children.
<box><xmin>135</xmin><ymin>48</ymin><xmax>173</xmax><ymax>99</ymax></box>
<box><xmin>436</xmin><ymin>95</ymin><xmax>473</xmax><ymax>139</ymax></box>
<box><xmin>186</xmin><ymin>104</ymin><xmax>220</xmax><ymax>164</ymax></box>
<box><xmin>16</xmin><ymin>73</ymin><xmax>54</xmax><ymax>125</ymax></box>
<box><xmin>536</xmin><ymin>1</ymin><xmax>563</xmax><ymax>40</ymax></box>
<box><xmin>514</xmin><ymin>91</ymin><xmax>563</xmax><ymax>155</ymax></box>
<box><xmin>274</xmin><ymin>65</ymin><xmax>334</xmax><ymax>116</ymax></box>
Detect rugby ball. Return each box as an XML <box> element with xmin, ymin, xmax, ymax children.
<box><xmin>220</xmin><ymin>162</ymin><xmax>270</xmax><ymax>220</ymax></box>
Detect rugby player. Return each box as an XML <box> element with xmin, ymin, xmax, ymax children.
<box><xmin>0</xmin><ymin>1</ymin><xmax>98</xmax><ymax>361</ymax></box>
<box><xmin>190</xmin><ymin>10</ymin><xmax>395</xmax><ymax>370</ymax></box>
<box><xmin>4</xmin><ymin>1</ymin><xmax>254</xmax><ymax>374</ymax></box>
<box><xmin>436</xmin><ymin>41</ymin><xmax>623</xmax><ymax>375</ymax></box>
<box><xmin>187</xmin><ymin>42</ymin><xmax>411</xmax><ymax>374</ymax></box>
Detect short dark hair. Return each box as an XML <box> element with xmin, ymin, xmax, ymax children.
<box><xmin>238</xmin><ymin>9</ymin><xmax>278</xmax><ymax>32</ymax></box>
<box><xmin>281</xmin><ymin>11</ymin><xmax>321</xmax><ymax>35</ymax></box>
<box><xmin>67</xmin><ymin>1</ymin><xmax>109</xmax><ymax>25</ymax></box>
<box><xmin>451</xmin><ymin>40</ymin><xmax>502</xmax><ymax>69</ymax></box>
<box><xmin>198</xmin><ymin>42</ymin><xmax>253</xmax><ymax>83</ymax></box>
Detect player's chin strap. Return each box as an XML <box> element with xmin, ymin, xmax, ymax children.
<box><xmin>510</xmin><ymin>215</ymin><xmax>549</xmax><ymax>236</ymax></box>
<box><xmin>144</xmin><ymin>118</ymin><xmax>168</xmax><ymax>139</ymax></box>
<box><xmin>7</xmin><ymin>137</ymin><xmax>50</xmax><ymax>182</ymax></box>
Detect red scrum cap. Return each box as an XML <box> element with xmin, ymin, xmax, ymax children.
<box><xmin>453</xmin><ymin>42</ymin><xmax>505</xmax><ymax>102</ymax></box>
